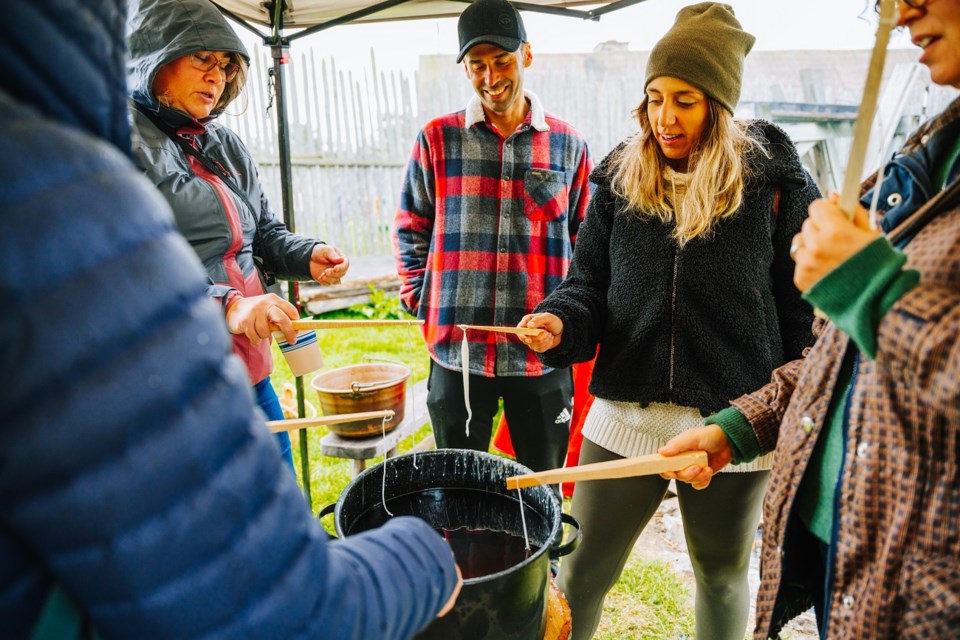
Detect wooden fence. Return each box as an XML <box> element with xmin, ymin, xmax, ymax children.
<box><xmin>221</xmin><ymin>48</ymin><xmax>416</xmax><ymax>257</ymax></box>
<box><xmin>222</xmin><ymin>46</ymin><xmax>954</xmax><ymax>260</ymax></box>
<box><xmin>221</xmin><ymin>47</ymin><xmax>649</xmax><ymax>258</ymax></box>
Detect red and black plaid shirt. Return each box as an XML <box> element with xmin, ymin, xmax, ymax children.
<box><xmin>393</xmin><ymin>91</ymin><xmax>592</xmax><ymax>377</ymax></box>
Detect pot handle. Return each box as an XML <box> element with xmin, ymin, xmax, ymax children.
<box><xmin>549</xmin><ymin>512</ymin><xmax>581</xmax><ymax>560</ymax></box>
<box><xmin>350</xmin><ymin>380</ymin><xmax>381</xmax><ymax>394</ymax></box>
<box><xmin>317</xmin><ymin>503</ymin><xmax>338</xmax><ymax>539</ymax></box>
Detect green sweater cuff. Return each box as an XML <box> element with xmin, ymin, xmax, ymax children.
<box><xmin>803</xmin><ymin>237</ymin><xmax>919</xmax><ymax>359</ymax></box>
<box><xmin>706</xmin><ymin>407</ymin><xmax>760</xmax><ymax>465</ymax></box>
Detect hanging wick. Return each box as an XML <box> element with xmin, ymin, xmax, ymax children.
<box><xmin>405</xmin><ymin>324</ymin><xmax>419</xmax><ymax>469</ymax></box>
<box><xmin>458</xmin><ymin>326</ymin><xmax>472</xmax><ymax>437</ymax></box>
<box><xmin>516</xmin><ymin>488</ymin><xmax>531</xmax><ymax>551</ymax></box>
<box><xmin>381</xmin><ymin>415</ymin><xmax>393</xmax><ymax>516</ymax></box>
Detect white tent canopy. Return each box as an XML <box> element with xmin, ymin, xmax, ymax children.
<box><xmin>211</xmin><ymin>0</ymin><xmax>644</xmax><ymax>32</ymax></box>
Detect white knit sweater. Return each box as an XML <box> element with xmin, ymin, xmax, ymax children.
<box><xmin>582</xmin><ymin>398</ymin><xmax>772</xmax><ymax>473</ymax></box>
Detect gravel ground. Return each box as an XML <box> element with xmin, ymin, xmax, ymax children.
<box><xmin>629</xmin><ymin>491</ymin><xmax>819</xmax><ymax>640</ymax></box>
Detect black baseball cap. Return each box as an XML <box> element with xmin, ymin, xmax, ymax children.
<box><xmin>456</xmin><ymin>0</ymin><xmax>527</xmax><ymax>63</ymax></box>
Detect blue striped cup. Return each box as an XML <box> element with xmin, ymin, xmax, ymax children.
<box><xmin>273</xmin><ymin>329</ymin><xmax>323</xmax><ymax>377</ymax></box>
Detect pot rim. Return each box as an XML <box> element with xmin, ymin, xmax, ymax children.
<box><xmin>332</xmin><ymin>449</ymin><xmax>562</xmax><ymax>585</ymax></box>
<box><xmin>310</xmin><ymin>362</ymin><xmax>411</xmax><ymax>394</ymax></box>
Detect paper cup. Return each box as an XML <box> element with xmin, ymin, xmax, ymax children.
<box><xmin>274</xmin><ymin>329</ymin><xmax>323</xmax><ymax>377</ymax></box>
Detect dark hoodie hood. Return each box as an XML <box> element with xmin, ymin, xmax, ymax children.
<box><xmin>0</xmin><ymin>1</ymin><xmax>131</xmax><ymax>155</ymax></box>
<box><xmin>127</xmin><ymin>0</ymin><xmax>248</xmax><ymax>112</ymax></box>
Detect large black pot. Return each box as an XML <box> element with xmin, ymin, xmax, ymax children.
<box><xmin>319</xmin><ymin>449</ymin><xmax>580</xmax><ymax>640</ymax></box>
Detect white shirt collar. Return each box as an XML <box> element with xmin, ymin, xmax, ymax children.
<box><xmin>465</xmin><ymin>89</ymin><xmax>550</xmax><ymax>132</ymax></box>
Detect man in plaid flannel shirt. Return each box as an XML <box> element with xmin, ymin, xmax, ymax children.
<box><xmin>392</xmin><ymin>0</ymin><xmax>592</xmax><ymax>472</ymax></box>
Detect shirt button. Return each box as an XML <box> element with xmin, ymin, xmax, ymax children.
<box><xmin>842</xmin><ymin>594</ymin><xmax>855</xmax><ymax>609</ymax></box>
<box><xmin>856</xmin><ymin>442</ymin><xmax>869</xmax><ymax>458</ymax></box>
<box><xmin>801</xmin><ymin>416</ymin><xmax>814</xmax><ymax>433</ymax></box>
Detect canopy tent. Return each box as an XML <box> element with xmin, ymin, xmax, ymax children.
<box><xmin>212</xmin><ymin>1</ymin><xmax>646</xmax><ymax>30</ymax></box>
<box><xmin>208</xmin><ymin>0</ymin><xmax>647</xmax><ymax>501</ymax></box>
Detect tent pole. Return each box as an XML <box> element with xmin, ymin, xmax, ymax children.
<box><xmin>269</xmin><ymin>44</ymin><xmax>296</xmax><ymax>236</ymax></box>
<box><xmin>265</xmin><ymin>0</ymin><xmax>314</xmax><ymax>508</ymax></box>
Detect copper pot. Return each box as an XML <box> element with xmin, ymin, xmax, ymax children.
<box><xmin>310</xmin><ymin>363</ymin><xmax>410</xmax><ymax>438</ymax></box>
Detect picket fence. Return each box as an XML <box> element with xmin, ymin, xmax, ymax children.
<box><xmin>220</xmin><ymin>46</ymin><xmax>646</xmax><ymax>258</ymax></box>
<box><xmin>221</xmin><ymin>45</ymin><xmax>952</xmax><ymax>260</ymax></box>
<box><xmin>220</xmin><ymin>47</ymin><xmax>418</xmax><ymax>257</ymax></box>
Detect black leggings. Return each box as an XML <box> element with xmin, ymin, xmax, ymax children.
<box><xmin>426</xmin><ymin>362</ymin><xmax>572</xmax><ymax>472</ymax></box>
<box><xmin>556</xmin><ymin>438</ymin><xmax>769</xmax><ymax>640</ymax></box>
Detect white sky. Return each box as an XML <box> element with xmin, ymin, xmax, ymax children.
<box><xmin>232</xmin><ymin>0</ymin><xmax>916</xmax><ymax>72</ymax></box>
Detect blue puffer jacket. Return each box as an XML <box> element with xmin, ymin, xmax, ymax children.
<box><xmin>0</xmin><ymin>2</ymin><xmax>456</xmax><ymax>639</ymax></box>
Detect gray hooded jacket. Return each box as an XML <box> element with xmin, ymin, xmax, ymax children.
<box><xmin>127</xmin><ymin>0</ymin><xmax>317</xmax><ymax>382</ymax></box>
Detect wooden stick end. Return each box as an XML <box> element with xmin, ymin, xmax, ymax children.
<box><xmin>505</xmin><ymin>476</ymin><xmax>540</xmax><ymax>491</ymax></box>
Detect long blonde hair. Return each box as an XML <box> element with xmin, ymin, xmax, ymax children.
<box><xmin>610</xmin><ymin>97</ymin><xmax>766</xmax><ymax>245</ymax></box>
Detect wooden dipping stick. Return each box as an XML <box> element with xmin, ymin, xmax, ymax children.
<box><xmin>291</xmin><ymin>319</ymin><xmax>424</xmax><ymax>330</ymax></box>
<box><xmin>266</xmin><ymin>410</ymin><xmax>394</xmax><ymax>433</ymax></box>
<box><xmin>458</xmin><ymin>324</ymin><xmax>545</xmax><ymax>337</ymax></box>
<box><xmin>838</xmin><ymin>0</ymin><xmax>897</xmax><ymax>220</ymax></box>
<box><xmin>505</xmin><ymin>451</ymin><xmax>708</xmax><ymax>490</ymax></box>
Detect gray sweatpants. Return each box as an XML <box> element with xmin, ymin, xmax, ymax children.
<box><xmin>556</xmin><ymin>438</ymin><xmax>769</xmax><ymax>640</ymax></box>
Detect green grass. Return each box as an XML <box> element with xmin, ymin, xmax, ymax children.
<box><xmin>592</xmin><ymin>552</ymin><xmax>696</xmax><ymax>639</ymax></box>
<box><xmin>272</xmin><ymin>300</ymin><xmax>696</xmax><ymax>637</ymax></box>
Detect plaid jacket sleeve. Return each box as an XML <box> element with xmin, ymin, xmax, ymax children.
<box><xmin>567</xmin><ymin>144</ymin><xmax>593</xmax><ymax>248</ymax></box>
<box><xmin>393</xmin><ymin>129</ymin><xmax>435</xmax><ymax>315</ymax></box>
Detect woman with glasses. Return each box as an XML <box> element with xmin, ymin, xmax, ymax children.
<box><xmin>519</xmin><ymin>4</ymin><xmax>819</xmax><ymax>639</ymax></box>
<box><xmin>664</xmin><ymin>0</ymin><xmax>960</xmax><ymax>637</ymax></box>
<box><xmin>127</xmin><ymin>0</ymin><xmax>349</xmax><ymax>472</ymax></box>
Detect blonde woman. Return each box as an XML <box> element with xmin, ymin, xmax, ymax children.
<box><xmin>519</xmin><ymin>4</ymin><xmax>819</xmax><ymax>639</ymax></box>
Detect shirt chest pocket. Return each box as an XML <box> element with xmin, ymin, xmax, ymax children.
<box><xmin>523</xmin><ymin>168</ymin><xmax>569</xmax><ymax>222</ymax></box>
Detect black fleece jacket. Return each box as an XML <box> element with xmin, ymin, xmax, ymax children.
<box><xmin>535</xmin><ymin>121</ymin><xmax>819</xmax><ymax>415</ymax></box>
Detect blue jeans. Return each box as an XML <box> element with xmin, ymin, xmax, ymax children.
<box><xmin>253</xmin><ymin>376</ymin><xmax>295</xmax><ymax>473</ymax></box>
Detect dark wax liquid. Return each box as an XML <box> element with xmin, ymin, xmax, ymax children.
<box><xmin>349</xmin><ymin>488</ymin><xmax>543</xmax><ymax>579</ymax></box>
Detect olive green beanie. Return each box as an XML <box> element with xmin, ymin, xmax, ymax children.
<box><xmin>645</xmin><ymin>2</ymin><xmax>755</xmax><ymax>114</ymax></box>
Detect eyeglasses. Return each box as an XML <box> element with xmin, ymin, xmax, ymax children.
<box><xmin>874</xmin><ymin>0</ymin><xmax>926</xmax><ymax>13</ymax></box>
<box><xmin>188</xmin><ymin>52</ymin><xmax>240</xmax><ymax>83</ymax></box>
